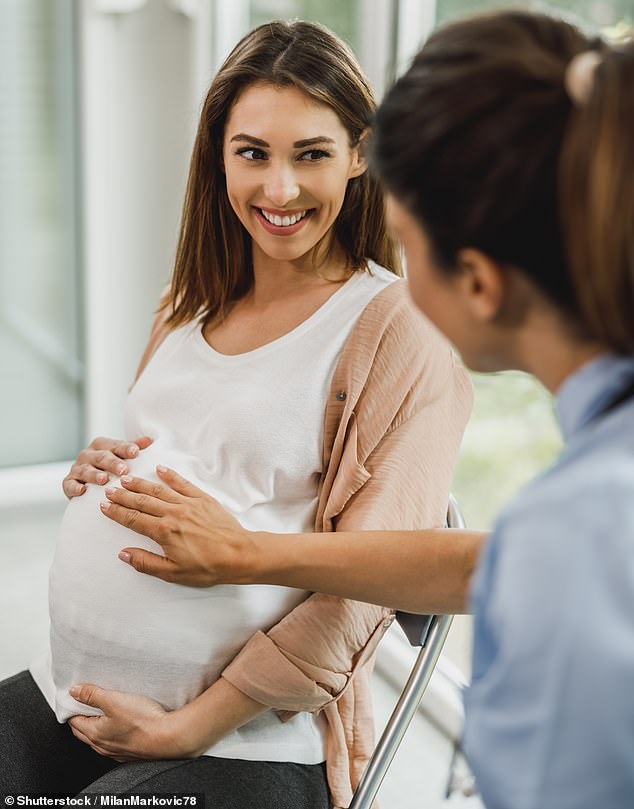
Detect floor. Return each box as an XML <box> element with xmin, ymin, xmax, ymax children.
<box><xmin>0</xmin><ymin>501</ymin><xmax>482</xmax><ymax>808</ymax></box>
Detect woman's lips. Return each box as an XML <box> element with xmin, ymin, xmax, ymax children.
<box><xmin>253</xmin><ymin>206</ymin><xmax>315</xmax><ymax>236</ymax></box>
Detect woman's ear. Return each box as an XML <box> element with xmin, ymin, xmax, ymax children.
<box><xmin>348</xmin><ymin>129</ymin><xmax>369</xmax><ymax>179</ymax></box>
<box><xmin>456</xmin><ymin>248</ymin><xmax>506</xmax><ymax>322</ymax></box>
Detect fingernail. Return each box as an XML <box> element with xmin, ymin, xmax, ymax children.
<box><xmin>129</xmin><ymin>445</ymin><xmax>138</xmax><ymax>456</ymax></box>
<box><xmin>100</xmin><ymin>501</ymin><xmax>111</xmax><ymax>512</ymax></box>
<box><xmin>97</xmin><ymin>472</ymin><xmax>108</xmax><ymax>484</ymax></box>
<box><xmin>105</xmin><ymin>487</ymin><xmax>116</xmax><ymax>496</ymax></box>
<box><xmin>157</xmin><ymin>465</ymin><xmax>168</xmax><ymax>474</ymax></box>
<box><xmin>69</xmin><ymin>685</ymin><xmax>80</xmax><ymax>697</ymax></box>
<box><xmin>120</xmin><ymin>475</ymin><xmax>132</xmax><ymax>484</ymax></box>
<box><xmin>119</xmin><ymin>551</ymin><xmax>131</xmax><ymax>563</ymax></box>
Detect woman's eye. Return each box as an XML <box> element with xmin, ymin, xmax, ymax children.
<box><xmin>298</xmin><ymin>149</ymin><xmax>331</xmax><ymax>162</ymax></box>
<box><xmin>236</xmin><ymin>147</ymin><xmax>267</xmax><ymax>161</ymax></box>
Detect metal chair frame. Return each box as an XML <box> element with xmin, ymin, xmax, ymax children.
<box><xmin>349</xmin><ymin>495</ymin><xmax>465</xmax><ymax>809</ymax></box>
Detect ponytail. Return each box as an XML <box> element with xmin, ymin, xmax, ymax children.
<box><xmin>560</xmin><ymin>41</ymin><xmax>634</xmax><ymax>354</ymax></box>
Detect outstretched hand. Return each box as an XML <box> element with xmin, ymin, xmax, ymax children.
<box><xmin>100</xmin><ymin>466</ymin><xmax>250</xmax><ymax>586</ymax></box>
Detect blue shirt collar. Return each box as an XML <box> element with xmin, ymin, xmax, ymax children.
<box><xmin>556</xmin><ymin>353</ymin><xmax>634</xmax><ymax>441</ymax></box>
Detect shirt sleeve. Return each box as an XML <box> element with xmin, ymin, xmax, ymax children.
<box><xmin>222</xmin><ymin>339</ymin><xmax>473</xmax><ymax>714</ymax></box>
<box><xmin>463</xmin><ymin>478</ymin><xmax>634</xmax><ymax>809</ymax></box>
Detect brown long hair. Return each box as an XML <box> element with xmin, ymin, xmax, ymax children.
<box><xmin>161</xmin><ymin>20</ymin><xmax>401</xmax><ymax>330</ymax></box>
<box><xmin>373</xmin><ymin>10</ymin><xmax>634</xmax><ymax>354</ymax></box>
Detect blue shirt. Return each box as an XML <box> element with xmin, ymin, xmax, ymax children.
<box><xmin>463</xmin><ymin>354</ymin><xmax>634</xmax><ymax>809</ymax></box>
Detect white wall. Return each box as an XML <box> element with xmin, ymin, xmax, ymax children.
<box><xmin>80</xmin><ymin>0</ymin><xmax>212</xmax><ymax>440</ymax></box>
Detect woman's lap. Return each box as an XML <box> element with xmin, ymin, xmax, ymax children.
<box><xmin>81</xmin><ymin>757</ymin><xmax>331</xmax><ymax>809</ymax></box>
<box><xmin>0</xmin><ymin>670</ymin><xmax>118</xmax><ymax>795</ymax></box>
<box><xmin>0</xmin><ymin>671</ymin><xmax>330</xmax><ymax>808</ymax></box>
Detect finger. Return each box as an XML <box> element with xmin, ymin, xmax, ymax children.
<box><xmin>104</xmin><ymin>484</ymin><xmax>172</xmax><ymax>518</ymax></box>
<box><xmin>86</xmin><ymin>449</ymin><xmax>131</xmax><ymax>478</ymax></box>
<box><xmin>68</xmin><ymin>715</ymin><xmax>96</xmax><ymax>736</ymax></box>
<box><xmin>70</xmin><ymin>463</ymin><xmax>112</xmax><ymax>486</ymax></box>
<box><xmin>63</xmin><ymin>478</ymin><xmax>87</xmax><ymax>498</ymax></box>
<box><xmin>156</xmin><ymin>466</ymin><xmax>207</xmax><ymax>498</ymax></box>
<box><xmin>89</xmin><ymin>447</ymin><xmax>130</xmax><ymax>475</ymax></box>
<box><xmin>118</xmin><ymin>548</ymin><xmax>180</xmax><ymax>583</ymax></box>
<box><xmin>69</xmin><ymin>724</ymin><xmax>112</xmax><ymax>758</ymax></box>
<box><xmin>100</xmin><ymin>499</ymin><xmax>164</xmax><ymax>540</ymax></box>
<box><xmin>112</xmin><ymin>435</ymin><xmax>154</xmax><ymax>462</ymax></box>
<box><xmin>118</xmin><ymin>474</ymin><xmax>181</xmax><ymax>506</ymax></box>
<box><xmin>70</xmin><ymin>683</ymin><xmax>110</xmax><ymax>710</ymax></box>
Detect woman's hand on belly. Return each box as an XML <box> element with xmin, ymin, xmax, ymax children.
<box><xmin>67</xmin><ymin>678</ymin><xmax>268</xmax><ymax>761</ymax></box>
<box><xmin>67</xmin><ymin>684</ymin><xmax>193</xmax><ymax>761</ymax></box>
<box><xmin>99</xmin><ymin>465</ymin><xmax>251</xmax><ymax>586</ymax></box>
<box><xmin>63</xmin><ymin>435</ymin><xmax>154</xmax><ymax>499</ymax></box>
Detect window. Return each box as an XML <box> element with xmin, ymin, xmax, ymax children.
<box><xmin>214</xmin><ymin>0</ymin><xmax>398</xmax><ymax>97</ymax></box>
<box><xmin>0</xmin><ymin>0</ymin><xmax>82</xmax><ymax>469</ymax></box>
<box><xmin>250</xmin><ymin>0</ymin><xmax>362</xmax><ymax>53</ymax></box>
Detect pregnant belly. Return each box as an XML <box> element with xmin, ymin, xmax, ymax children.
<box><xmin>48</xmin><ymin>448</ymin><xmax>309</xmax><ymax>719</ymax></box>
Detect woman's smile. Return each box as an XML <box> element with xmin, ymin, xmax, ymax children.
<box><xmin>253</xmin><ymin>206</ymin><xmax>316</xmax><ymax>236</ymax></box>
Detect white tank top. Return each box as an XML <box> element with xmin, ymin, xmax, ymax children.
<box><xmin>30</xmin><ymin>263</ymin><xmax>397</xmax><ymax>764</ymax></box>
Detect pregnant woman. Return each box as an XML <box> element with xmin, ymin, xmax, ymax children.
<box><xmin>0</xmin><ymin>20</ymin><xmax>471</xmax><ymax>809</ymax></box>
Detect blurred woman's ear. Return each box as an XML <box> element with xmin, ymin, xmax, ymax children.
<box><xmin>456</xmin><ymin>248</ymin><xmax>506</xmax><ymax>323</ymax></box>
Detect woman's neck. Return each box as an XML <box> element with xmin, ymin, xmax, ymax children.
<box><xmin>250</xmin><ymin>239</ymin><xmax>352</xmax><ymax>306</ymax></box>
<box><xmin>515</xmin><ymin>309</ymin><xmax>608</xmax><ymax>394</ymax></box>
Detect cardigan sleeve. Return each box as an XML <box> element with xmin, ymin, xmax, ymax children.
<box><xmin>338</xmin><ymin>352</ymin><xmax>473</xmax><ymax>533</ymax></box>
<box><xmin>221</xmin><ymin>345</ymin><xmax>473</xmax><ymax>714</ymax></box>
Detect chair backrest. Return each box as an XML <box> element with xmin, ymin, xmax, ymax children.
<box><xmin>349</xmin><ymin>494</ymin><xmax>465</xmax><ymax>809</ymax></box>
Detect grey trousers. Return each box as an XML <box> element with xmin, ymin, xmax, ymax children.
<box><xmin>0</xmin><ymin>671</ymin><xmax>331</xmax><ymax>809</ymax></box>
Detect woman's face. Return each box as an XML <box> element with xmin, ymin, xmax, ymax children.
<box><xmin>222</xmin><ymin>81</ymin><xmax>366</xmax><ymax>264</ymax></box>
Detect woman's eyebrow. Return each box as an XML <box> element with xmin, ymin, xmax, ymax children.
<box><xmin>230</xmin><ymin>134</ymin><xmax>336</xmax><ymax>148</ymax></box>
<box><xmin>293</xmin><ymin>137</ymin><xmax>336</xmax><ymax>148</ymax></box>
<box><xmin>230</xmin><ymin>134</ymin><xmax>269</xmax><ymax>146</ymax></box>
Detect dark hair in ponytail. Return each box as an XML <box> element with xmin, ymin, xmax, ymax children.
<box><xmin>373</xmin><ymin>9</ymin><xmax>634</xmax><ymax>353</ymax></box>
<box><xmin>561</xmin><ymin>41</ymin><xmax>634</xmax><ymax>354</ymax></box>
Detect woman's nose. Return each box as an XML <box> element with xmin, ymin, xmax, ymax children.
<box><xmin>263</xmin><ymin>164</ymin><xmax>300</xmax><ymax>207</ymax></box>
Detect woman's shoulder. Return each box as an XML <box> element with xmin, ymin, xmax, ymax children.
<box><xmin>350</xmin><ymin>272</ymin><xmax>450</xmax><ymax>361</ymax></box>
<box><xmin>333</xmin><ymin>271</ymin><xmax>467</xmax><ymax>412</ymax></box>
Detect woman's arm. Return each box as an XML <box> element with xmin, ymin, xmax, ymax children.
<box><xmin>245</xmin><ymin>525</ymin><xmax>485</xmax><ymax>615</ymax></box>
<box><xmin>68</xmin><ymin>676</ymin><xmax>267</xmax><ymax>760</ymax></box>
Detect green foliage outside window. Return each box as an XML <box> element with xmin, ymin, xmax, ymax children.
<box><xmin>250</xmin><ymin>0</ymin><xmax>361</xmax><ymax>52</ymax></box>
<box><xmin>453</xmin><ymin>373</ymin><xmax>562</xmax><ymax>530</ymax></box>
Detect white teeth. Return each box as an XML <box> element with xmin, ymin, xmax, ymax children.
<box><xmin>260</xmin><ymin>209</ymin><xmax>308</xmax><ymax>227</ymax></box>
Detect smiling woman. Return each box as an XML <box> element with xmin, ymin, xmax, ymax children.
<box><xmin>0</xmin><ymin>19</ymin><xmax>472</xmax><ymax>809</ymax></box>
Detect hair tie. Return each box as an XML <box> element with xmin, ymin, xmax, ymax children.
<box><xmin>564</xmin><ymin>51</ymin><xmax>602</xmax><ymax>105</ymax></box>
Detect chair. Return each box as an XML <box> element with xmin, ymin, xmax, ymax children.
<box><xmin>349</xmin><ymin>495</ymin><xmax>466</xmax><ymax>809</ymax></box>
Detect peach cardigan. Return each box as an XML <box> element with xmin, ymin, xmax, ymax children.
<box><xmin>139</xmin><ymin>279</ymin><xmax>473</xmax><ymax>808</ymax></box>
